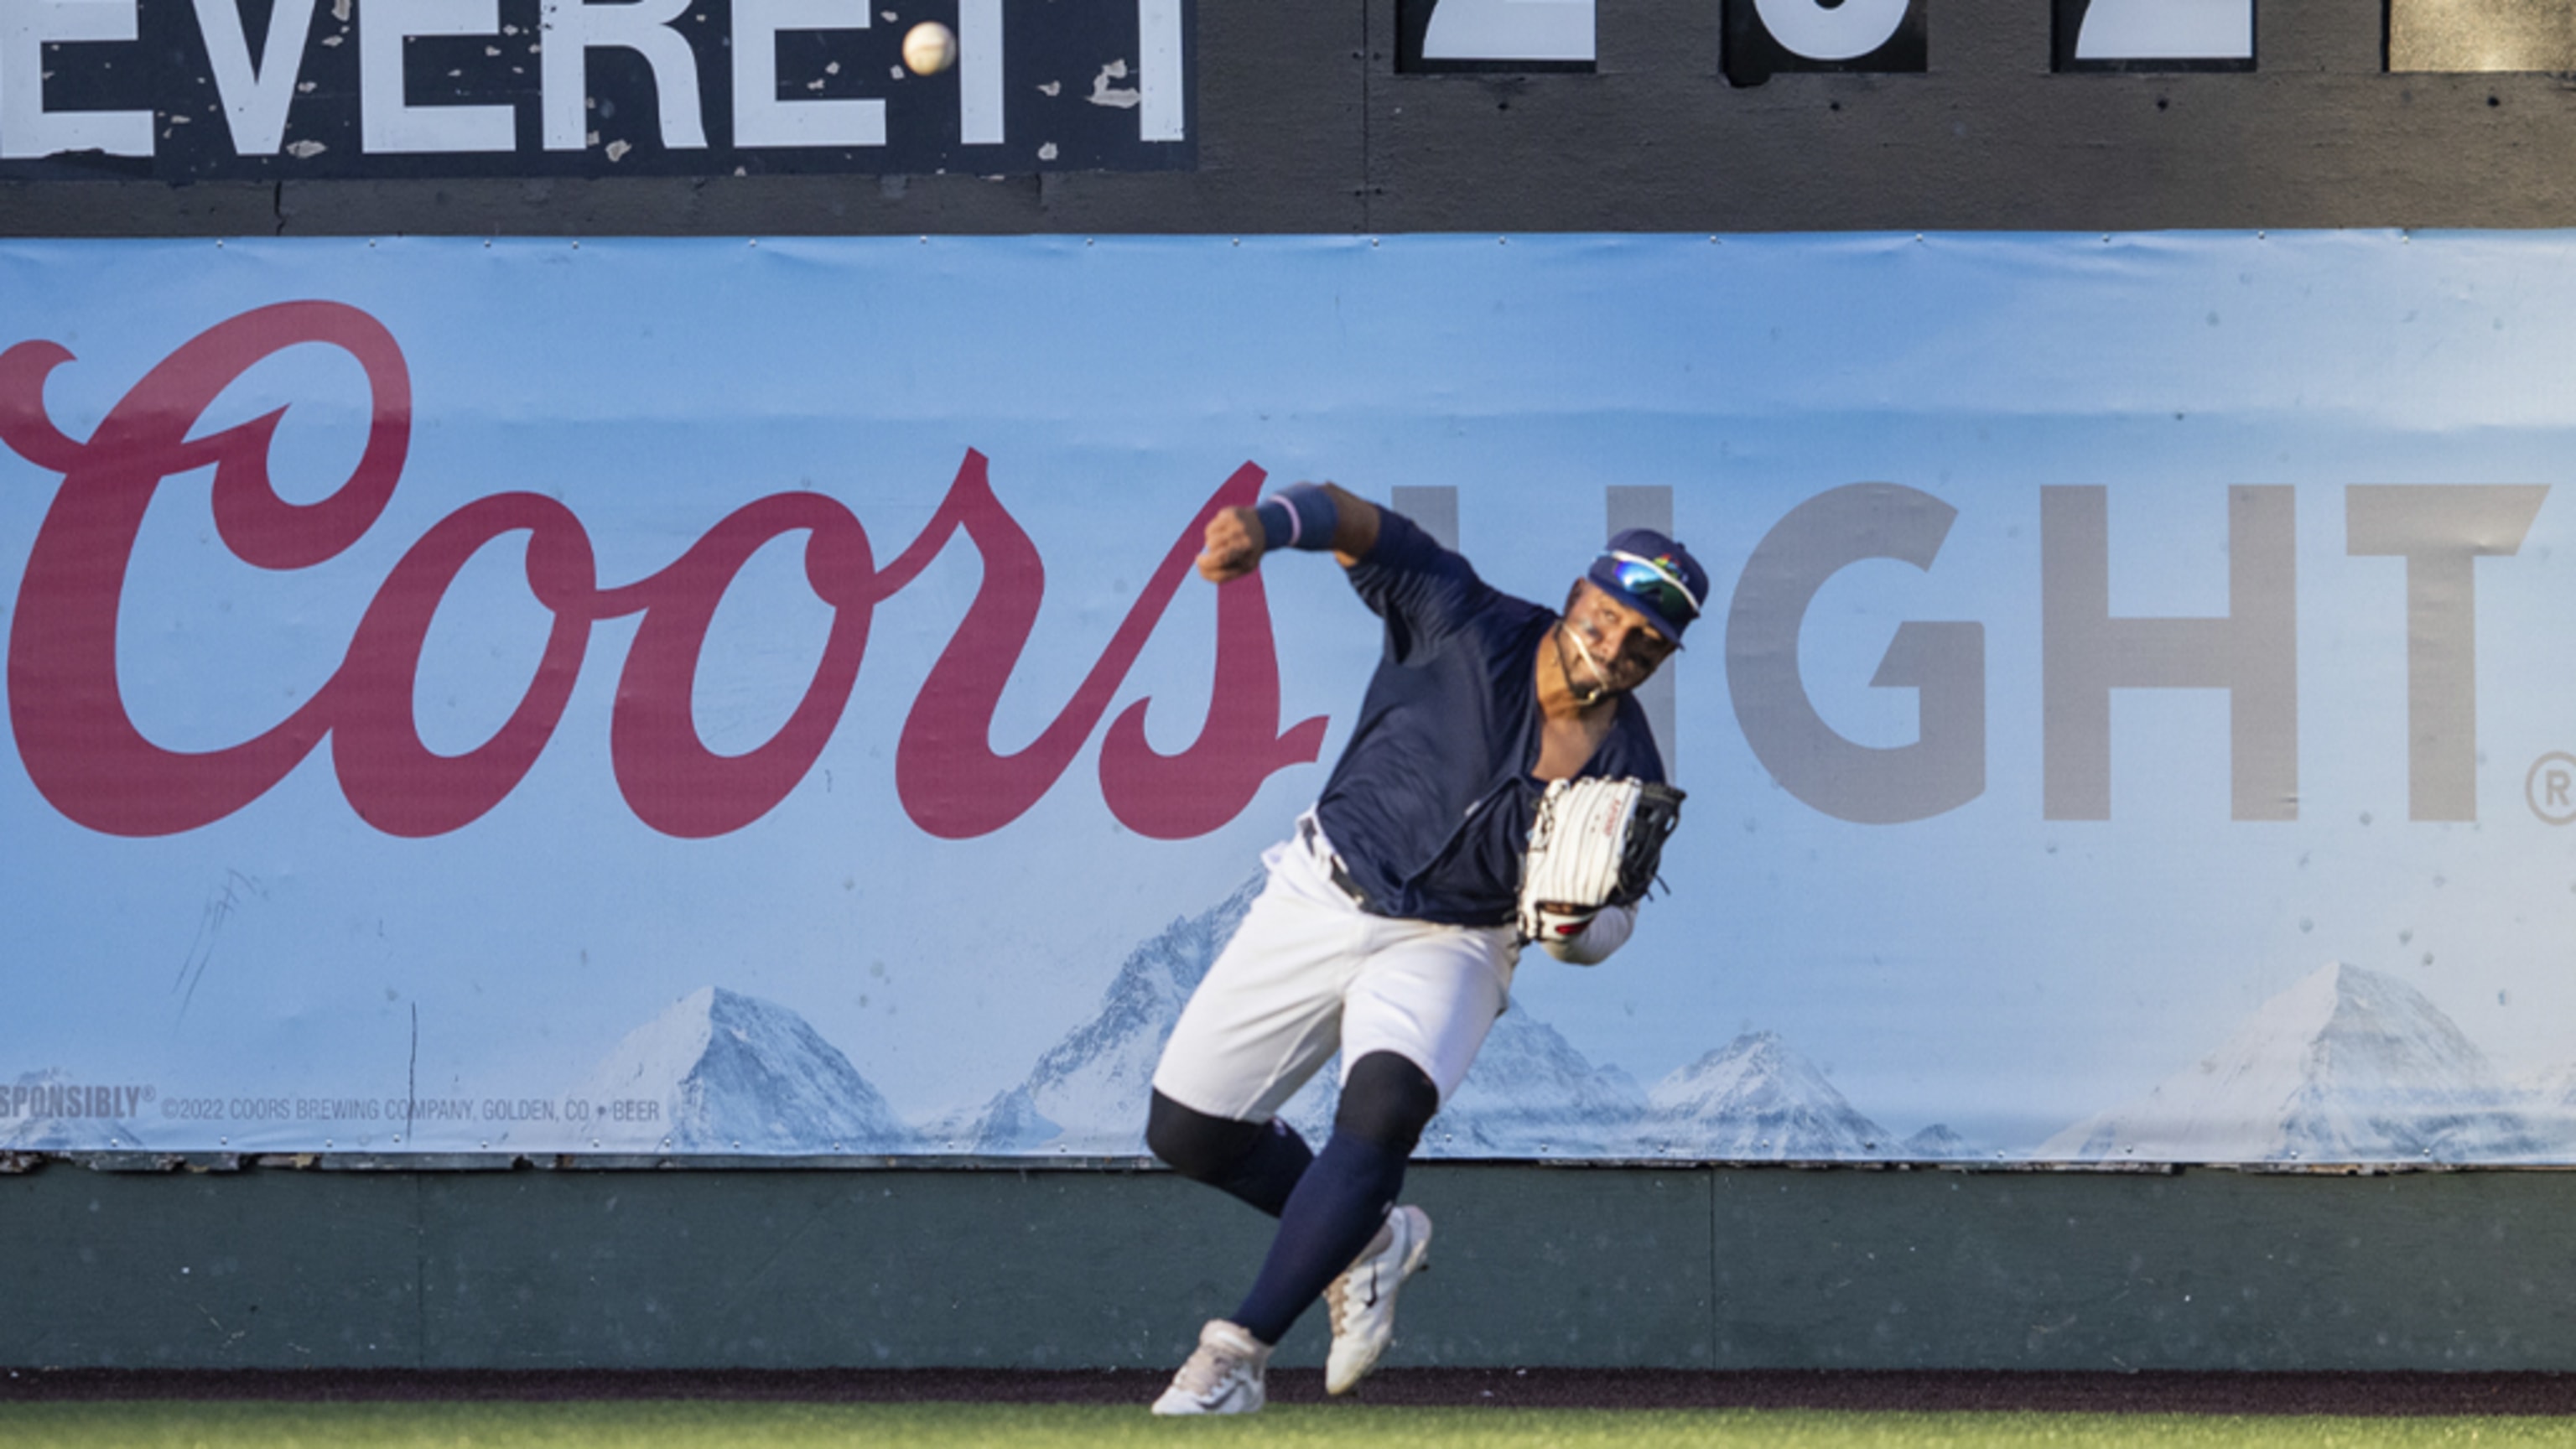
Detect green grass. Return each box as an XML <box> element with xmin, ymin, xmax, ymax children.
<box><xmin>3</xmin><ymin>1404</ymin><xmax>2576</xmax><ymax>1449</ymax></box>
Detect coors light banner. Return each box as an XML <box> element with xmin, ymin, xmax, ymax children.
<box><xmin>2</xmin><ymin>233</ymin><xmax>2571</xmax><ymax>1164</ymax></box>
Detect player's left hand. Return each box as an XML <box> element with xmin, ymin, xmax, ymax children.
<box><xmin>1197</xmin><ymin>505</ymin><xmax>1266</xmax><ymax>583</ymax></box>
<box><xmin>1526</xmin><ymin>902</ymin><xmax>1598</xmax><ymax>941</ymax></box>
<box><xmin>1516</xmin><ymin>776</ymin><xmax>1684</xmax><ymax>945</ymax></box>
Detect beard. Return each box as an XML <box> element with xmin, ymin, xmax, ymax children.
<box><xmin>1555</xmin><ymin>622</ymin><xmax>1646</xmax><ymax>704</ymax></box>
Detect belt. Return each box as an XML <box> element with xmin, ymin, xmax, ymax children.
<box><xmin>1300</xmin><ymin>815</ymin><xmax>1378</xmax><ymax>913</ymax></box>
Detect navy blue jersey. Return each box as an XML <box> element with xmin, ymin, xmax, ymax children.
<box><xmin>1312</xmin><ymin>510</ymin><xmax>1667</xmax><ymax>927</ymax></box>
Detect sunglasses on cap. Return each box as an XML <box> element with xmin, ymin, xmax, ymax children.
<box><xmin>1599</xmin><ymin>549</ymin><xmax>1703</xmax><ymax>626</ymax></box>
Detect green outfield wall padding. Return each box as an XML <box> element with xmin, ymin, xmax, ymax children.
<box><xmin>7</xmin><ymin>1161</ymin><xmax>2574</xmax><ymax>1372</ymax></box>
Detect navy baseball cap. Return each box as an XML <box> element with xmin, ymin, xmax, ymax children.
<box><xmin>1586</xmin><ymin>528</ymin><xmax>1708</xmax><ymax>644</ymax></box>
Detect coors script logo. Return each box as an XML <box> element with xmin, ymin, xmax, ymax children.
<box><xmin>0</xmin><ymin>302</ymin><xmax>1327</xmax><ymax>840</ymax></box>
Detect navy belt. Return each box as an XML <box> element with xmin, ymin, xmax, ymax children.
<box><xmin>1301</xmin><ymin>816</ymin><xmax>1378</xmax><ymax>913</ymax></box>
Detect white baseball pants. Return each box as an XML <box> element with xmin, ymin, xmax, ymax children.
<box><xmin>1150</xmin><ymin>812</ymin><xmax>1520</xmax><ymax>1124</ymax></box>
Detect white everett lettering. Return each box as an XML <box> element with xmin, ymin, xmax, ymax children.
<box><xmin>0</xmin><ymin>0</ymin><xmax>1013</xmax><ymax>157</ymax></box>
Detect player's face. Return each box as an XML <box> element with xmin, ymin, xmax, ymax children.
<box><xmin>1564</xmin><ymin>582</ymin><xmax>1677</xmax><ymax>693</ymax></box>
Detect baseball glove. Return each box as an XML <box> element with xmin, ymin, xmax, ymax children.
<box><xmin>1517</xmin><ymin>776</ymin><xmax>1685</xmax><ymax>943</ymax></box>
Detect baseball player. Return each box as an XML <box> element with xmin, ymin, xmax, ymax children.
<box><xmin>1145</xmin><ymin>481</ymin><xmax>1704</xmax><ymax>1415</ymax></box>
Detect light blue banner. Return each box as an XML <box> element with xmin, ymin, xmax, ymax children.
<box><xmin>1</xmin><ymin>232</ymin><xmax>2569</xmax><ymax>1163</ymax></box>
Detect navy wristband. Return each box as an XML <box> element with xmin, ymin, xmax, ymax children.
<box><xmin>1254</xmin><ymin>483</ymin><xmax>1339</xmax><ymax>552</ymax></box>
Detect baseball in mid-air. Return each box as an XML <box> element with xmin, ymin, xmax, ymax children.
<box><xmin>902</xmin><ymin>20</ymin><xmax>958</xmax><ymax>75</ymax></box>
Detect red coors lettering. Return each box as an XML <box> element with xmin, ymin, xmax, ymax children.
<box><xmin>1</xmin><ymin>302</ymin><xmax>1324</xmax><ymax>839</ymax></box>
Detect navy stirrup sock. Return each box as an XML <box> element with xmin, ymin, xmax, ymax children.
<box><xmin>1228</xmin><ymin>1130</ymin><xmax>1408</xmax><ymax>1345</ymax></box>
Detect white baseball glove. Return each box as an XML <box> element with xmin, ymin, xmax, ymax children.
<box><xmin>1517</xmin><ymin>776</ymin><xmax>1685</xmax><ymax>944</ymax></box>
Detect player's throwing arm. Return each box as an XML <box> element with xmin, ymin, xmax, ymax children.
<box><xmin>1196</xmin><ymin>482</ymin><xmax>1380</xmax><ymax>583</ymax></box>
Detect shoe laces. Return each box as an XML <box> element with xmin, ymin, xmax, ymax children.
<box><xmin>1328</xmin><ymin>1225</ymin><xmax>1395</xmax><ymax>1336</ymax></box>
<box><xmin>1327</xmin><ymin>1276</ymin><xmax>1365</xmax><ymax>1337</ymax></box>
<box><xmin>1172</xmin><ymin>1337</ymin><xmax>1255</xmax><ymax>1399</ymax></box>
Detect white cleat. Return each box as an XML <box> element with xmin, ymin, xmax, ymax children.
<box><xmin>1150</xmin><ymin>1318</ymin><xmax>1271</xmax><ymax>1415</ymax></box>
<box><xmin>1323</xmin><ymin>1204</ymin><xmax>1433</xmax><ymax>1395</ymax></box>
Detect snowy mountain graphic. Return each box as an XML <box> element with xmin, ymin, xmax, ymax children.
<box><xmin>1424</xmin><ymin>1010</ymin><xmax>1648</xmax><ymax>1158</ymax></box>
<box><xmin>2516</xmin><ymin>1063</ymin><xmax>2576</xmax><ymax>1160</ymax></box>
<box><xmin>1642</xmin><ymin>1031</ymin><xmax>1891</xmax><ymax>1160</ymax></box>
<box><xmin>0</xmin><ymin>1070</ymin><xmax>148</xmax><ymax>1152</ymax></box>
<box><xmin>1898</xmin><ymin>1123</ymin><xmax>1978</xmax><ymax>1161</ymax></box>
<box><xmin>963</xmin><ymin>874</ymin><xmax>1335</xmax><ymax>1154</ymax></box>
<box><xmin>2042</xmin><ymin>961</ymin><xmax>2548</xmax><ymax>1165</ymax></box>
<box><xmin>567</xmin><ymin>986</ymin><xmax>914</xmax><ymax>1153</ymax></box>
